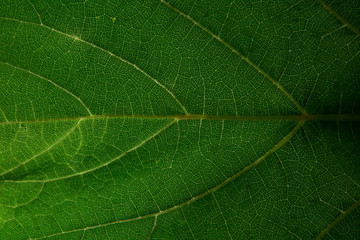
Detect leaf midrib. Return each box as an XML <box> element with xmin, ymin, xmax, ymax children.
<box><xmin>1</xmin><ymin>113</ymin><xmax>360</xmax><ymax>125</ymax></box>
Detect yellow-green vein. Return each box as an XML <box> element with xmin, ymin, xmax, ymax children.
<box><xmin>11</xmin><ymin>120</ymin><xmax>176</xmax><ymax>183</ymax></box>
<box><xmin>318</xmin><ymin>0</ymin><xmax>360</xmax><ymax>37</ymax></box>
<box><xmin>316</xmin><ymin>197</ymin><xmax>360</xmax><ymax>240</ymax></box>
<box><xmin>1</xmin><ymin>114</ymin><xmax>360</xmax><ymax>126</ymax></box>
<box><xmin>0</xmin><ymin>119</ymin><xmax>82</xmax><ymax>177</ymax></box>
<box><xmin>0</xmin><ymin>61</ymin><xmax>93</xmax><ymax>116</ymax></box>
<box><xmin>160</xmin><ymin>0</ymin><xmax>307</xmax><ymax>115</ymax></box>
<box><xmin>31</xmin><ymin>120</ymin><xmax>304</xmax><ymax>239</ymax></box>
<box><xmin>0</xmin><ymin>17</ymin><xmax>189</xmax><ymax>115</ymax></box>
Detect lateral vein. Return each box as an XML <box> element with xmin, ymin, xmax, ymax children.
<box><xmin>22</xmin><ymin>120</ymin><xmax>176</xmax><ymax>183</ymax></box>
<box><xmin>0</xmin><ymin>119</ymin><xmax>82</xmax><ymax>177</ymax></box>
<box><xmin>316</xmin><ymin>197</ymin><xmax>360</xmax><ymax>240</ymax></box>
<box><xmin>160</xmin><ymin>0</ymin><xmax>306</xmax><ymax>114</ymax></box>
<box><xmin>0</xmin><ymin>17</ymin><xmax>188</xmax><ymax>115</ymax></box>
<box><xmin>30</xmin><ymin>121</ymin><xmax>304</xmax><ymax>239</ymax></box>
<box><xmin>0</xmin><ymin>61</ymin><xmax>93</xmax><ymax>116</ymax></box>
<box><xmin>318</xmin><ymin>0</ymin><xmax>360</xmax><ymax>37</ymax></box>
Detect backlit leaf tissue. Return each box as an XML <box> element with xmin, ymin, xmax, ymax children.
<box><xmin>0</xmin><ymin>0</ymin><xmax>359</xmax><ymax>239</ymax></box>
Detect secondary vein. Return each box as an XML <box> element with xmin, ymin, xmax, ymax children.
<box><xmin>318</xmin><ymin>0</ymin><xmax>360</xmax><ymax>37</ymax></box>
<box><xmin>0</xmin><ymin>119</ymin><xmax>82</xmax><ymax>177</ymax></box>
<box><xmin>0</xmin><ymin>17</ymin><xmax>188</xmax><ymax>115</ymax></box>
<box><xmin>316</xmin><ymin>197</ymin><xmax>360</xmax><ymax>240</ymax></box>
<box><xmin>3</xmin><ymin>120</ymin><xmax>176</xmax><ymax>182</ymax></box>
<box><xmin>0</xmin><ymin>61</ymin><xmax>93</xmax><ymax>116</ymax></box>
<box><xmin>30</xmin><ymin>120</ymin><xmax>304</xmax><ymax>240</ymax></box>
<box><xmin>160</xmin><ymin>0</ymin><xmax>307</xmax><ymax>115</ymax></box>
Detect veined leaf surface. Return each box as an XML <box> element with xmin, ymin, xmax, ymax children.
<box><xmin>0</xmin><ymin>0</ymin><xmax>359</xmax><ymax>239</ymax></box>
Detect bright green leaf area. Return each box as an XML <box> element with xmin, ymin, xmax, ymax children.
<box><xmin>0</xmin><ymin>0</ymin><xmax>360</xmax><ymax>239</ymax></box>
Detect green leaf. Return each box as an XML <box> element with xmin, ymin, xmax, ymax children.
<box><xmin>0</xmin><ymin>0</ymin><xmax>359</xmax><ymax>239</ymax></box>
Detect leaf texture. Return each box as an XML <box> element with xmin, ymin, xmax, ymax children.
<box><xmin>0</xmin><ymin>0</ymin><xmax>359</xmax><ymax>239</ymax></box>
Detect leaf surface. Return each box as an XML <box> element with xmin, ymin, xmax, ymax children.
<box><xmin>0</xmin><ymin>0</ymin><xmax>360</xmax><ymax>239</ymax></box>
